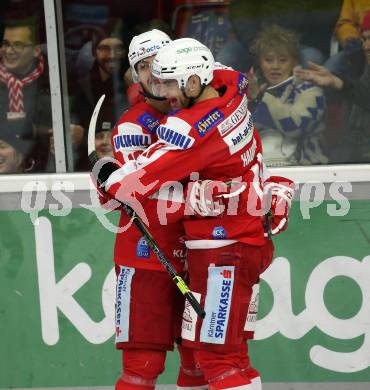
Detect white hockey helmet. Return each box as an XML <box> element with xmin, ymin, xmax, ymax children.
<box><xmin>128</xmin><ymin>29</ymin><xmax>171</xmax><ymax>82</ymax></box>
<box><xmin>151</xmin><ymin>38</ymin><xmax>215</xmax><ymax>89</ymax></box>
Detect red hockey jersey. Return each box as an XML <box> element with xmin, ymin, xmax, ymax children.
<box><xmin>106</xmin><ymin>68</ymin><xmax>269</xmax><ymax>247</ymax></box>
<box><xmin>108</xmin><ymin>100</ymin><xmax>186</xmax><ymax>271</ymax></box>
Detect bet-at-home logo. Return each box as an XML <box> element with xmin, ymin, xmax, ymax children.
<box><xmin>34</xmin><ymin>217</ymin><xmax>370</xmax><ymax>374</ymax></box>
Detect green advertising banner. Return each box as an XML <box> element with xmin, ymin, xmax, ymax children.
<box><xmin>1</xmin><ymin>201</ymin><xmax>370</xmax><ymax>388</ymax></box>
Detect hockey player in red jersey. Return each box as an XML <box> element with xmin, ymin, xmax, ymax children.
<box><xmin>103</xmin><ymin>38</ymin><xmax>295</xmax><ymax>390</ymax></box>
<box><xmin>95</xmin><ymin>31</ymin><xmax>208</xmax><ymax>390</ymax></box>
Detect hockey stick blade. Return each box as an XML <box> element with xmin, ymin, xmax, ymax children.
<box><xmin>88</xmin><ymin>94</ymin><xmax>106</xmax><ymax>165</ymax></box>
<box><xmin>88</xmin><ymin>95</ymin><xmax>205</xmax><ymax>319</ymax></box>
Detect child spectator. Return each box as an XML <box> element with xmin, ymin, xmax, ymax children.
<box><xmin>248</xmin><ymin>25</ymin><xmax>328</xmax><ymax>166</ymax></box>
<box><xmin>95</xmin><ymin>118</ymin><xmax>113</xmax><ymax>159</ymax></box>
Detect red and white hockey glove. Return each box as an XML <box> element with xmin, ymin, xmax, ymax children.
<box><xmin>263</xmin><ymin>176</ymin><xmax>295</xmax><ymax>236</ymax></box>
<box><xmin>90</xmin><ymin>157</ymin><xmax>123</xmax><ymax>209</ymax></box>
<box><xmin>186</xmin><ymin>179</ymin><xmax>246</xmax><ymax>217</ymax></box>
<box><xmin>187</xmin><ymin>180</ymin><xmax>226</xmax><ymax>217</ymax></box>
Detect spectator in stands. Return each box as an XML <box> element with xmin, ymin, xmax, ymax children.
<box><xmin>218</xmin><ymin>0</ymin><xmax>340</xmax><ymax>72</ymax></box>
<box><xmin>70</xmin><ymin>23</ymin><xmax>129</xmax><ymax>132</ymax></box>
<box><xmin>68</xmin><ymin>115</ymin><xmax>114</xmax><ymax>171</ymax></box>
<box><xmin>295</xmin><ymin>11</ymin><xmax>370</xmax><ymax>162</ymax></box>
<box><xmin>0</xmin><ymin>19</ymin><xmax>51</xmax><ymax>135</ymax></box>
<box><xmin>248</xmin><ymin>25</ymin><xmax>328</xmax><ymax>166</ymax></box>
<box><xmin>335</xmin><ymin>0</ymin><xmax>370</xmax><ymax>49</ymax></box>
<box><xmin>69</xmin><ymin>23</ymin><xmax>129</xmax><ymax>169</ymax></box>
<box><xmin>95</xmin><ymin>118</ymin><xmax>113</xmax><ymax>159</ymax></box>
<box><xmin>0</xmin><ymin>117</ymin><xmax>35</xmax><ymax>174</ymax></box>
<box><xmin>325</xmin><ymin>0</ymin><xmax>370</xmax><ymax>77</ymax></box>
<box><xmin>0</xmin><ymin>18</ymin><xmax>85</xmax><ymax>171</ymax></box>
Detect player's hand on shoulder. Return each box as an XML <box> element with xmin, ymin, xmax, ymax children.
<box><xmin>186</xmin><ymin>179</ymin><xmax>247</xmax><ymax>218</ymax></box>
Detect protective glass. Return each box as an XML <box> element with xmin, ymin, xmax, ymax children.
<box><xmin>151</xmin><ymin>76</ymin><xmax>180</xmax><ymax>99</ymax></box>
<box><xmin>136</xmin><ymin>58</ymin><xmax>153</xmax><ymax>83</ymax></box>
<box><xmin>96</xmin><ymin>43</ymin><xmax>125</xmax><ymax>56</ymax></box>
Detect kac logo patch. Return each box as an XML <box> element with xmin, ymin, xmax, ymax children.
<box><xmin>136</xmin><ymin>236</ymin><xmax>150</xmax><ymax>258</ymax></box>
<box><xmin>212</xmin><ymin>226</ymin><xmax>227</xmax><ymax>239</ymax></box>
<box><xmin>195</xmin><ymin>109</ymin><xmax>224</xmax><ymax>136</ymax></box>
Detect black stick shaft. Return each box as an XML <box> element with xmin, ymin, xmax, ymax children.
<box><xmin>90</xmin><ymin>152</ymin><xmax>205</xmax><ymax>319</ymax></box>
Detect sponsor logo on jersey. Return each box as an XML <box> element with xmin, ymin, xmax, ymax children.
<box><xmin>244</xmin><ymin>283</ymin><xmax>260</xmax><ymax>332</ymax></box>
<box><xmin>231</xmin><ymin>119</ymin><xmax>253</xmax><ymax>146</ymax></box>
<box><xmin>136</xmin><ymin>112</ymin><xmax>160</xmax><ymax>133</ymax></box>
<box><xmin>173</xmin><ymin>249</ymin><xmax>186</xmax><ymax>258</ymax></box>
<box><xmin>157</xmin><ymin>125</ymin><xmax>194</xmax><ymax>149</ymax></box>
<box><xmin>212</xmin><ymin>226</ymin><xmax>227</xmax><ymax>239</ymax></box>
<box><xmin>218</xmin><ymin>95</ymin><xmax>249</xmax><ymax>136</ymax></box>
<box><xmin>200</xmin><ymin>266</ymin><xmax>234</xmax><ymax>344</ymax></box>
<box><xmin>183</xmin><ymin>301</ymin><xmax>193</xmax><ymax>323</ymax></box>
<box><xmin>241</xmin><ymin>138</ymin><xmax>257</xmax><ymax>167</ymax></box>
<box><xmin>237</xmin><ymin>73</ymin><xmax>248</xmax><ymax>95</ymax></box>
<box><xmin>136</xmin><ymin>236</ymin><xmax>150</xmax><ymax>258</ymax></box>
<box><xmin>222</xmin><ymin>112</ymin><xmax>254</xmax><ymax>155</ymax></box>
<box><xmin>115</xmin><ymin>266</ymin><xmax>135</xmax><ymax>343</ymax></box>
<box><xmin>113</xmin><ymin>134</ymin><xmax>151</xmax><ymax>151</ymax></box>
<box><xmin>181</xmin><ymin>292</ymin><xmax>201</xmax><ymax>341</ymax></box>
<box><xmin>195</xmin><ymin>109</ymin><xmax>224</xmax><ymax>136</ymax></box>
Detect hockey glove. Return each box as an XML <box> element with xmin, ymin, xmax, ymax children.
<box><xmin>90</xmin><ymin>157</ymin><xmax>119</xmax><ymax>190</ymax></box>
<box><xmin>263</xmin><ymin>176</ymin><xmax>295</xmax><ymax>236</ymax></box>
<box><xmin>89</xmin><ymin>157</ymin><xmax>124</xmax><ymax>210</ymax></box>
<box><xmin>187</xmin><ymin>179</ymin><xmax>246</xmax><ymax>217</ymax></box>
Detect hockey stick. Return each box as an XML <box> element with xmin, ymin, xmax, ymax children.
<box><xmin>88</xmin><ymin>95</ymin><xmax>205</xmax><ymax>319</ymax></box>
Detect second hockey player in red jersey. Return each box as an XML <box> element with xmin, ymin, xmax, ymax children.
<box><xmin>94</xmin><ymin>31</ymin><xmax>208</xmax><ymax>390</ymax></box>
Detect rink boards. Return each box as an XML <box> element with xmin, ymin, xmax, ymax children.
<box><xmin>0</xmin><ymin>172</ymin><xmax>369</xmax><ymax>389</ymax></box>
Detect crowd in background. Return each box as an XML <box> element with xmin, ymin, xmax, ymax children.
<box><xmin>0</xmin><ymin>0</ymin><xmax>369</xmax><ymax>174</ymax></box>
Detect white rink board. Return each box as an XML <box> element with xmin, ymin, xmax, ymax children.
<box><xmin>5</xmin><ymin>384</ymin><xmax>370</xmax><ymax>390</ymax></box>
